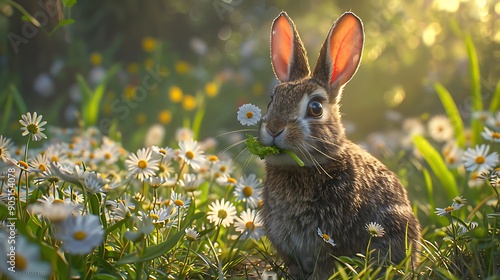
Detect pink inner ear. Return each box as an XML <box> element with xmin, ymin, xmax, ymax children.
<box><xmin>328</xmin><ymin>15</ymin><xmax>363</xmax><ymax>86</ymax></box>
<box><xmin>271</xmin><ymin>15</ymin><xmax>294</xmax><ymax>82</ymax></box>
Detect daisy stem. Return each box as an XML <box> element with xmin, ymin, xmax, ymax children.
<box><xmin>212</xmin><ymin>223</ymin><xmax>222</xmax><ymax>244</ymax></box>
<box><xmin>365</xmin><ymin>236</ymin><xmax>372</xmax><ymax>268</ymax></box>
<box><xmin>226</xmin><ymin>231</ymin><xmax>245</xmax><ymax>262</ymax></box>
<box><xmin>180</xmin><ymin>241</ymin><xmax>193</xmax><ymax>277</ymax></box>
<box><xmin>177</xmin><ymin>210</ymin><xmax>182</xmax><ymax>232</ymax></box>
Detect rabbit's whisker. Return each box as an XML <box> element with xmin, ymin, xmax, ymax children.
<box><xmin>303</xmin><ymin>141</ymin><xmax>340</xmax><ymax>164</ymax></box>
<box><xmin>214</xmin><ymin>129</ymin><xmax>258</xmax><ymax>138</ymax></box>
<box><xmin>218</xmin><ymin>139</ymin><xmax>247</xmax><ymax>155</ymax></box>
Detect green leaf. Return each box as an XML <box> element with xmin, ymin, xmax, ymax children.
<box><xmin>434</xmin><ymin>83</ymin><xmax>466</xmax><ymax>148</ymax></box>
<box><xmin>413</xmin><ymin>135</ymin><xmax>458</xmax><ymax>198</ymax></box>
<box><xmin>63</xmin><ymin>0</ymin><xmax>77</xmax><ymax>7</ymax></box>
<box><xmin>465</xmin><ymin>35</ymin><xmax>483</xmax><ymax>145</ymax></box>
<box><xmin>49</xmin><ymin>19</ymin><xmax>76</xmax><ymax>35</ymax></box>
<box><xmin>245</xmin><ymin>135</ymin><xmax>281</xmax><ymax>159</ymax></box>
<box><xmin>77</xmin><ymin>65</ymin><xmax>119</xmax><ymax>127</ymax></box>
<box><xmin>422</xmin><ymin>168</ymin><xmax>434</xmax><ymax>213</ymax></box>
<box><xmin>489</xmin><ymin>80</ymin><xmax>500</xmax><ymax>112</ymax></box>
<box><xmin>117</xmin><ymin>212</ymin><xmax>206</xmax><ymax>264</ymax></box>
<box><xmin>105</xmin><ymin>216</ymin><xmax>130</xmax><ymax>235</ymax></box>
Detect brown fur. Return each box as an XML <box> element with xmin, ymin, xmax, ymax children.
<box><xmin>259</xmin><ymin>12</ymin><xmax>420</xmax><ymax>279</ymax></box>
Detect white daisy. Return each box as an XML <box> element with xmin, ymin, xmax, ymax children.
<box><xmin>489</xmin><ymin>170</ymin><xmax>500</xmax><ymax>187</ymax></box>
<box><xmin>28</xmin><ymin>153</ymin><xmax>50</xmax><ymax>173</ymax></box>
<box><xmin>427</xmin><ymin>115</ymin><xmax>453</xmax><ymax>143</ymax></box>
<box><xmin>142</xmin><ymin>205</ymin><xmax>176</xmax><ymax>226</ymax></box>
<box><xmin>55</xmin><ymin>215</ymin><xmax>104</xmax><ymax>254</ymax></box>
<box><xmin>178</xmin><ymin>173</ymin><xmax>202</xmax><ymax>192</ymax></box>
<box><xmin>82</xmin><ymin>172</ymin><xmax>109</xmax><ymax>193</ymax></box>
<box><xmin>234</xmin><ymin>174</ymin><xmax>262</xmax><ymax>209</ymax></box>
<box><xmin>481</xmin><ymin>127</ymin><xmax>500</xmax><ymax>143</ymax></box>
<box><xmin>317</xmin><ymin>228</ymin><xmax>336</xmax><ymax>247</ymax></box>
<box><xmin>0</xmin><ymin>135</ymin><xmax>13</xmax><ymax>162</ymax></box>
<box><xmin>486</xmin><ymin>111</ymin><xmax>500</xmax><ymax>130</ymax></box>
<box><xmin>178</xmin><ymin>139</ymin><xmax>206</xmax><ymax>169</ymax></box>
<box><xmin>125</xmin><ymin>147</ymin><xmax>160</xmax><ymax>180</ymax></box>
<box><xmin>95</xmin><ymin>140</ymin><xmax>120</xmax><ymax>165</ymax></box>
<box><xmin>151</xmin><ymin>145</ymin><xmax>176</xmax><ymax>161</ymax></box>
<box><xmin>0</xmin><ymin>232</ymin><xmax>51</xmax><ymax>279</ymax></box>
<box><xmin>185</xmin><ymin>227</ymin><xmax>200</xmax><ymax>242</ymax></box>
<box><xmin>452</xmin><ymin>196</ymin><xmax>467</xmax><ymax>210</ymax></box>
<box><xmin>30</xmin><ymin>201</ymin><xmax>76</xmax><ymax>223</ymax></box>
<box><xmin>442</xmin><ymin>142</ymin><xmax>463</xmax><ymax>168</ymax></box>
<box><xmin>462</xmin><ymin>144</ymin><xmax>498</xmax><ymax>173</ymax></box>
<box><xmin>124</xmin><ymin>211</ymin><xmax>155</xmax><ymax>242</ymax></box>
<box><xmin>207</xmin><ymin>198</ymin><xmax>237</xmax><ymax>227</ymax></box>
<box><xmin>234</xmin><ymin>209</ymin><xmax>264</xmax><ymax>240</ymax></box>
<box><xmin>145</xmin><ymin>176</ymin><xmax>173</xmax><ymax>189</ymax></box>
<box><xmin>19</xmin><ymin>112</ymin><xmax>47</xmax><ymax>141</ymax></box>
<box><xmin>365</xmin><ymin>222</ymin><xmax>386</xmax><ymax>237</ymax></box>
<box><xmin>171</xmin><ymin>192</ymin><xmax>192</xmax><ymax>209</ymax></box>
<box><xmin>216</xmin><ymin>174</ymin><xmax>237</xmax><ymax>187</ymax></box>
<box><xmin>435</xmin><ymin>205</ymin><xmax>458</xmax><ymax>216</ymax></box>
<box><xmin>237</xmin><ymin>103</ymin><xmax>262</xmax><ymax>126</ymax></box>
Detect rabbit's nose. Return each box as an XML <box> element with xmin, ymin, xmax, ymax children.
<box><xmin>266</xmin><ymin>119</ymin><xmax>285</xmax><ymax>137</ymax></box>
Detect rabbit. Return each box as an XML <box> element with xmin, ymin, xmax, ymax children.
<box><xmin>258</xmin><ymin>11</ymin><xmax>421</xmax><ymax>279</ymax></box>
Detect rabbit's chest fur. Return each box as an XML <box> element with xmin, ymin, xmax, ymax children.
<box><xmin>261</xmin><ymin>142</ymin><xmax>419</xmax><ymax>274</ymax></box>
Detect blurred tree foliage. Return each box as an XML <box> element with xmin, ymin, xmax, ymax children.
<box><xmin>0</xmin><ymin>0</ymin><xmax>498</xmax><ymax>144</ymax></box>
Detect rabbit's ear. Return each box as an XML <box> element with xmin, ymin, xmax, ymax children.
<box><xmin>313</xmin><ymin>12</ymin><xmax>364</xmax><ymax>94</ymax></box>
<box><xmin>270</xmin><ymin>12</ymin><xmax>310</xmax><ymax>82</ymax></box>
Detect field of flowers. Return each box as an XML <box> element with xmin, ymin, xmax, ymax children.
<box><xmin>1</xmin><ymin>0</ymin><xmax>499</xmax><ymax>279</ymax></box>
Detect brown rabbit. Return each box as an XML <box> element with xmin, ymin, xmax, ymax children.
<box><xmin>259</xmin><ymin>12</ymin><xmax>420</xmax><ymax>279</ymax></box>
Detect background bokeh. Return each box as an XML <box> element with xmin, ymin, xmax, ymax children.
<box><xmin>1</xmin><ymin>0</ymin><xmax>498</xmax><ymax>150</ymax></box>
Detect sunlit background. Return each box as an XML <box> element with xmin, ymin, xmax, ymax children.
<box><xmin>1</xmin><ymin>0</ymin><xmax>498</xmax><ymax>149</ymax></box>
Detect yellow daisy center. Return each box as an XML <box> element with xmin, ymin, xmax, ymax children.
<box><xmin>39</xmin><ymin>164</ymin><xmax>47</xmax><ymax>172</ymax></box>
<box><xmin>27</xmin><ymin>124</ymin><xmax>39</xmax><ymax>134</ymax></box>
<box><xmin>18</xmin><ymin>160</ymin><xmax>29</xmax><ymax>169</ymax></box>
<box><xmin>0</xmin><ymin>147</ymin><xmax>3</xmax><ymax>156</ymax></box>
<box><xmin>105</xmin><ymin>152</ymin><xmax>112</xmax><ymax>159</ymax></box>
<box><xmin>138</xmin><ymin>159</ymin><xmax>148</xmax><ymax>169</ymax></box>
<box><xmin>73</xmin><ymin>231</ymin><xmax>87</xmax><ymax>240</ymax></box>
<box><xmin>219</xmin><ymin>166</ymin><xmax>227</xmax><ymax>172</ymax></box>
<box><xmin>150</xmin><ymin>213</ymin><xmax>159</xmax><ymax>220</ymax></box>
<box><xmin>185</xmin><ymin>151</ymin><xmax>194</xmax><ymax>160</ymax></box>
<box><xmin>445</xmin><ymin>206</ymin><xmax>455</xmax><ymax>212</ymax></box>
<box><xmin>475</xmin><ymin>156</ymin><xmax>485</xmax><ymax>164</ymax></box>
<box><xmin>322</xmin><ymin>233</ymin><xmax>330</xmax><ymax>241</ymax></box>
<box><xmin>245</xmin><ymin>221</ymin><xmax>255</xmax><ymax>231</ymax></box>
<box><xmin>52</xmin><ymin>199</ymin><xmax>65</xmax><ymax>205</ymax></box>
<box><xmin>174</xmin><ymin>199</ymin><xmax>184</xmax><ymax>207</ymax></box>
<box><xmin>51</xmin><ymin>155</ymin><xmax>59</xmax><ymax>162</ymax></box>
<box><xmin>208</xmin><ymin>155</ymin><xmax>218</xmax><ymax>162</ymax></box>
<box><xmin>492</xmin><ymin>132</ymin><xmax>500</xmax><ymax>139</ymax></box>
<box><xmin>159</xmin><ymin>149</ymin><xmax>167</xmax><ymax>155</ymax></box>
<box><xmin>227</xmin><ymin>177</ymin><xmax>237</xmax><ymax>184</ymax></box>
<box><xmin>15</xmin><ymin>254</ymin><xmax>27</xmax><ymax>270</ymax></box>
<box><xmin>243</xmin><ymin>186</ymin><xmax>253</xmax><ymax>197</ymax></box>
<box><xmin>217</xmin><ymin>209</ymin><xmax>228</xmax><ymax>219</ymax></box>
<box><xmin>246</xmin><ymin>111</ymin><xmax>253</xmax><ymax>119</ymax></box>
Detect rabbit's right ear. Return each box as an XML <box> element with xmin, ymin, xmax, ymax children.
<box><xmin>312</xmin><ymin>12</ymin><xmax>364</xmax><ymax>97</ymax></box>
<box><xmin>270</xmin><ymin>12</ymin><xmax>310</xmax><ymax>83</ymax></box>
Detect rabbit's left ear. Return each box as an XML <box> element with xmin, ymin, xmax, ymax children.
<box><xmin>270</xmin><ymin>12</ymin><xmax>310</xmax><ymax>83</ymax></box>
<box><xmin>313</xmin><ymin>12</ymin><xmax>364</xmax><ymax>94</ymax></box>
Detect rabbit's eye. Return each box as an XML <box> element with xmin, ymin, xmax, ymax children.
<box><xmin>307</xmin><ymin>100</ymin><xmax>323</xmax><ymax>118</ymax></box>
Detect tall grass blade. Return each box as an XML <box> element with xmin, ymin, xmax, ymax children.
<box><xmin>413</xmin><ymin>135</ymin><xmax>458</xmax><ymax>198</ymax></box>
<box><xmin>488</xmin><ymin>80</ymin><xmax>500</xmax><ymax>112</ymax></box>
<box><xmin>465</xmin><ymin>35</ymin><xmax>483</xmax><ymax>145</ymax></box>
<box><xmin>434</xmin><ymin>83</ymin><xmax>466</xmax><ymax>148</ymax></box>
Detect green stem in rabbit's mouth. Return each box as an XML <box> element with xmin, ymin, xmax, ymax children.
<box><xmin>245</xmin><ymin>135</ymin><xmax>304</xmax><ymax>167</ymax></box>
